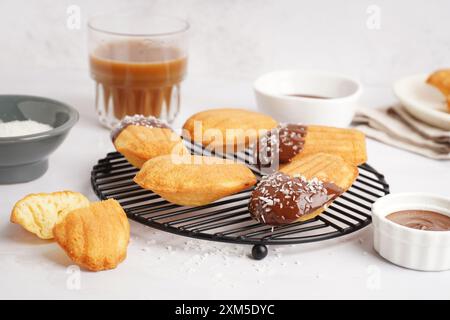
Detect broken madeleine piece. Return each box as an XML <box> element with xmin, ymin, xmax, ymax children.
<box><xmin>53</xmin><ymin>199</ymin><xmax>130</xmax><ymax>272</ymax></box>
<box><xmin>10</xmin><ymin>191</ymin><xmax>90</xmax><ymax>240</ymax></box>
<box><xmin>249</xmin><ymin>153</ymin><xmax>358</xmax><ymax>225</ymax></box>
<box><xmin>182</xmin><ymin>108</ymin><xmax>278</xmax><ymax>152</ymax></box>
<box><xmin>427</xmin><ymin>69</ymin><xmax>450</xmax><ymax>112</ymax></box>
<box><xmin>112</xmin><ymin>114</ymin><xmax>188</xmax><ymax>168</ymax></box>
<box><xmin>134</xmin><ymin>154</ymin><xmax>257</xmax><ymax>206</ymax></box>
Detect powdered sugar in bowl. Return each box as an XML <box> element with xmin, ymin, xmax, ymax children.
<box><xmin>0</xmin><ymin>95</ymin><xmax>78</xmax><ymax>184</ymax></box>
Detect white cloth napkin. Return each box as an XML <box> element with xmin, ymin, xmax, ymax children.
<box><xmin>352</xmin><ymin>105</ymin><xmax>450</xmax><ymax>160</ymax></box>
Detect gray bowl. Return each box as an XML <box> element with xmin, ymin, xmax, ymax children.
<box><xmin>0</xmin><ymin>95</ymin><xmax>79</xmax><ymax>184</ymax></box>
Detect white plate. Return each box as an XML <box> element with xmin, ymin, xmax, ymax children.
<box><xmin>393</xmin><ymin>74</ymin><xmax>450</xmax><ymax>130</ymax></box>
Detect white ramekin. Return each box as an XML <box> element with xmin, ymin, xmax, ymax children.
<box><xmin>253</xmin><ymin>70</ymin><xmax>362</xmax><ymax>127</ymax></box>
<box><xmin>372</xmin><ymin>193</ymin><xmax>450</xmax><ymax>271</ymax></box>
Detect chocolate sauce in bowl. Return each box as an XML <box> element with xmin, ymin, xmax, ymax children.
<box><xmin>387</xmin><ymin>210</ymin><xmax>450</xmax><ymax>231</ymax></box>
<box><xmin>285</xmin><ymin>94</ymin><xmax>331</xmax><ymax>99</ymax></box>
<box><xmin>248</xmin><ymin>172</ymin><xmax>343</xmax><ymax>226</ymax></box>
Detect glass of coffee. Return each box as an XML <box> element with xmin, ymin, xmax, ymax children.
<box><xmin>88</xmin><ymin>11</ymin><xmax>189</xmax><ymax>128</ymax></box>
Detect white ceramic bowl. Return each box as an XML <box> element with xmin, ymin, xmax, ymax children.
<box><xmin>253</xmin><ymin>70</ymin><xmax>362</xmax><ymax>127</ymax></box>
<box><xmin>372</xmin><ymin>193</ymin><xmax>450</xmax><ymax>271</ymax></box>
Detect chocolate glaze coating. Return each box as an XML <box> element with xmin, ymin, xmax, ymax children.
<box><xmin>387</xmin><ymin>210</ymin><xmax>450</xmax><ymax>231</ymax></box>
<box><xmin>256</xmin><ymin>124</ymin><xmax>307</xmax><ymax>168</ymax></box>
<box><xmin>249</xmin><ymin>172</ymin><xmax>342</xmax><ymax>226</ymax></box>
<box><xmin>111</xmin><ymin>115</ymin><xmax>170</xmax><ymax>142</ymax></box>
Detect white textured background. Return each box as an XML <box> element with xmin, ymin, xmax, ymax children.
<box><xmin>1</xmin><ymin>0</ymin><xmax>450</xmax><ymax>300</ymax></box>
<box><xmin>1</xmin><ymin>0</ymin><xmax>449</xmax><ymax>85</ymax></box>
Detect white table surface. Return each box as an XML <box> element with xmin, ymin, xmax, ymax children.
<box><xmin>0</xmin><ymin>67</ymin><xmax>449</xmax><ymax>300</ymax></box>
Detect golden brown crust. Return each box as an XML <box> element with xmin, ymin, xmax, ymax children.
<box><xmin>134</xmin><ymin>155</ymin><xmax>257</xmax><ymax>206</ymax></box>
<box><xmin>182</xmin><ymin>108</ymin><xmax>278</xmax><ymax>152</ymax></box>
<box><xmin>280</xmin><ymin>153</ymin><xmax>358</xmax><ymax>222</ymax></box>
<box><xmin>114</xmin><ymin>125</ymin><xmax>188</xmax><ymax>168</ymax></box>
<box><xmin>296</xmin><ymin>126</ymin><xmax>367</xmax><ymax>166</ymax></box>
<box><xmin>53</xmin><ymin>199</ymin><xmax>130</xmax><ymax>272</ymax></box>
<box><xmin>427</xmin><ymin>69</ymin><xmax>450</xmax><ymax>111</ymax></box>
<box><xmin>10</xmin><ymin>191</ymin><xmax>90</xmax><ymax>240</ymax></box>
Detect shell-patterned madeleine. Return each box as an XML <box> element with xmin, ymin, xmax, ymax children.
<box><xmin>280</xmin><ymin>152</ymin><xmax>358</xmax><ymax>192</ymax></box>
<box><xmin>249</xmin><ymin>153</ymin><xmax>358</xmax><ymax>226</ymax></box>
<box><xmin>53</xmin><ymin>199</ymin><xmax>130</xmax><ymax>272</ymax></box>
<box><xmin>134</xmin><ymin>155</ymin><xmax>257</xmax><ymax>206</ymax></box>
<box><xmin>112</xmin><ymin>115</ymin><xmax>188</xmax><ymax>168</ymax></box>
<box><xmin>255</xmin><ymin>124</ymin><xmax>367</xmax><ymax>168</ymax></box>
<box><xmin>182</xmin><ymin>108</ymin><xmax>278</xmax><ymax>152</ymax></box>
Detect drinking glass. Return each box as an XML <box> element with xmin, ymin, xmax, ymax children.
<box><xmin>88</xmin><ymin>11</ymin><xmax>189</xmax><ymax>128</ymax></box>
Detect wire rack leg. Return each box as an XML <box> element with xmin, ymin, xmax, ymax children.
<box><xmin>252</xmin><ymin>244</ymin><xmax>268</xmax><ymax>260</ymax></box>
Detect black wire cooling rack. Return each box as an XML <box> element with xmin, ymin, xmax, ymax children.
<box><xmin>91</xmin><ymin>142</ymin><xmax>389</xmax><ymax>260</ymax></box>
